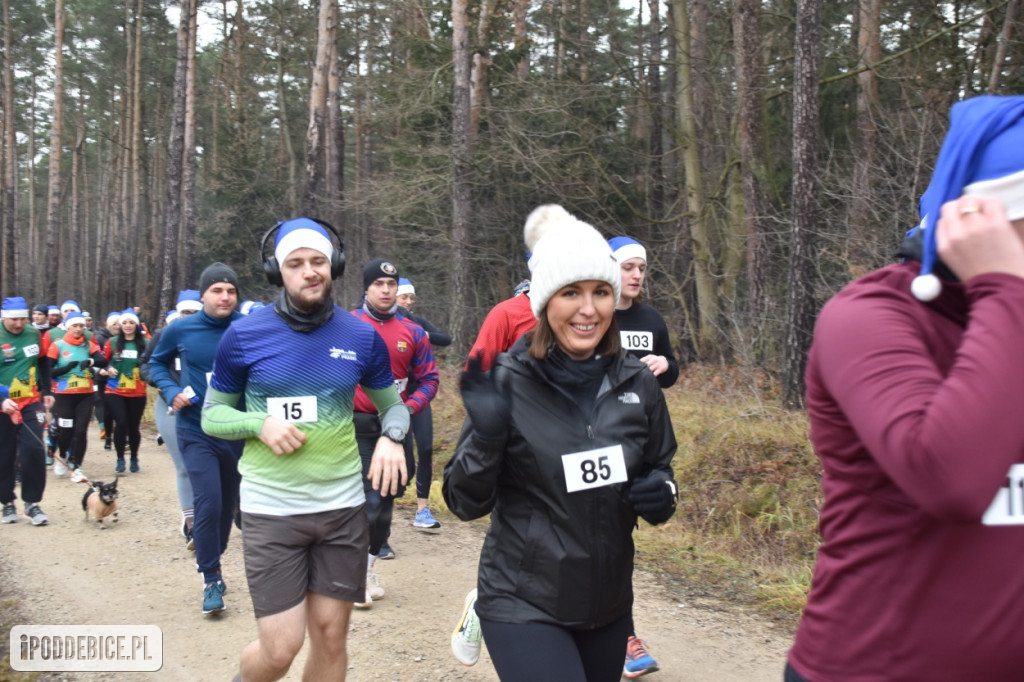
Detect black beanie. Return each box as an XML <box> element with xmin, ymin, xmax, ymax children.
<box><xmin>32</xmin><ymin>304</ymin><xmax>48</xmax><ymax>315</ymax></box>
<box><xmin>199</xmin><ymin>262</ymin><xmax>240</xmax><ymax>295</ymax></box>
<box><xmin>363</xmin><ymin>258</ymin><xmax>400</xmax><ymax>291</ymax></box>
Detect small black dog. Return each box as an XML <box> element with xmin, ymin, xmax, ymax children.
<box><xmin>82</xmin><ymin>477</ymin><xmax>119</xmax><ymax>528</ymax></box>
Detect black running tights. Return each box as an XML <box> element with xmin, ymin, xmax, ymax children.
<box><xmin>479</xmin><ymin>613</ymin><xmax>630</xmax><ymax>682</ymax></box>
<box><xmin>105</xmin><ymin>394</ymin><xmax>147</xmax><ymax>459</ymax></box>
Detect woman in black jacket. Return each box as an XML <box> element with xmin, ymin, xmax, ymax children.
<box><xmin>443</xmin><ymin>204</ymin><xmax>678</xmax><ymax>682</ymax></box>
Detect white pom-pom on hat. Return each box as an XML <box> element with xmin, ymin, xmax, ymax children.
<box><xmin>525</xmin><ymin>204</ymin><xmax>576</xmax><ymax>252</ymax></box>
<box><xmin>911</xmin><ymin>273</ymin><xmax>942</xmax><ymax>302</ymax></box>
<box><xmin>522</xmin><ymin>204</ymin><xmax>622</xmax><ymax>318</ymax></box>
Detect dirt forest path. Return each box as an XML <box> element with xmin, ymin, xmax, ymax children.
<box><xmin>2</xmin><ymin>425</ymin><xmax>792</xmax><ymax>681</ymax></box>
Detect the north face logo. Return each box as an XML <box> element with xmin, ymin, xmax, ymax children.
<box><xmin>618</xmin><ymin>392</ymin><xmax>640</xmax><ymax>404</ymax></box>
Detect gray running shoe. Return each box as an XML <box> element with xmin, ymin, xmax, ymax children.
<box><xmin>2</xmin><ymin>502</ymin><xmax>17</xmax><ymax>524</ymax></box>
<box><xmin>24</xmin><ymin>503</ymin><xmax>48</xmax><ymax>526</ymax></box>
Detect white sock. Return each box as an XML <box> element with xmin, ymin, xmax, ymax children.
<box><xmin>367</xmin><ymin>553</ymin><xmax>376</xmax><ymax>571</ymax></box>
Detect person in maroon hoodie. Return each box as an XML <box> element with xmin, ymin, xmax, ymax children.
<box><xmin>787</xmin><ymin>95</ymin><xmax>1024</xmax><ymax>682</ymax></box>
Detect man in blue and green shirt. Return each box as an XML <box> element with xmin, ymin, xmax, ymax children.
<box><xmin>202</xmin><ymin>218</ymin><xmax>408</xmax><ymax>682</ymax></box>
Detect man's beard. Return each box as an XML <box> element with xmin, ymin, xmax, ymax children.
<box><xmin>287</xmin><ymin>278</ymin><xmax>333</xmax><ymax>314</ymax></box>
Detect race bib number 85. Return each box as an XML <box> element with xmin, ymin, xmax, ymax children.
<box><xmin>562</xmin><ymin>444</ymin><xmax>628</xmax><ymax>493</ymax></box>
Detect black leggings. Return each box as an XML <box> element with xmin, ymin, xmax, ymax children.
<box><xmin>53</xmin><ymin>393</ymin><xmax>94</xmax><ymax>468</ymax></box>
<box><xmin>479</xmin><ymin>613</ymin><xmax>631</xmax><ymax>682</ymax></box>
<box><xmin>408</xmin><ymin>404</ymin><xmax>434</xmax><ymax>499</ymax></box>
<box><xmin>354</xmin><ymin>412</ymin><xmax>413</xmax><ymax>556</ymax></box>
<box><xmin>105</xmin><ymin>394</ymin><xmax>147</xmax><ymax>459</ymax></box>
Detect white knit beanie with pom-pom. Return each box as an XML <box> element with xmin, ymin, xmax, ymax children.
<box><xmin>523</xmin><ymin>204</ymin><xmax>621</xmax><ymax>319</ymax></box>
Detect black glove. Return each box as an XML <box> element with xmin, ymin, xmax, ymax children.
<box><xmin>79</xmin><ymin>359</ymin><xmax>94</xmax><ymax>369</ymax></box>
<box><xmin>459</xmin><ymin>354</ymin><xmax>510</xmax><ymax>442</ymax></box>
<box><xmin>629</xmin><ymin>474</ymin><xmax>677</xmax><ymax>525</ymax></box>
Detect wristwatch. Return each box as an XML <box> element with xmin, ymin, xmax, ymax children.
<box><xmin>383</xmin><ymin>426</ymin><xmax>405</xmax><ymax>443</ymax></box>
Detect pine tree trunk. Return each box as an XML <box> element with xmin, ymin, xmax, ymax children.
<box><xmin>129</xmin><ymin>0</ymin><xmax>144</xmax><ymax>303</ymax></box>
<box><xmin>783</xmin><ymin>0</ymin><xmax>823</xmax><ymax>410</ymax></box>
<box><xmin>303</xmin><ymin>0</ymin><xmax>334</xmax><ymax>217</ymax></box>
<box><xmin>647</xmin><ymin>0</ymin><xmax>664</xmax><ymax>222</ymax></box>
<box><xmin>27</xmin><ymin>81</ymin><xmax>37</xmax><ymax>295</ymax></box>
<box><xmin>515</xmin><ymin>0</ymin><xmax>529</xmax><ymax>80</ymax></box>
<box><xmin>470</xmin><ymin>0</ymin><xmax>492</xmax><ymax>141</ymax></box>
<box><xmin>851</xmin><ymin>0</ymin><xmax>880</xmax><ymax>267</ymax></box>
<box><xmin>731</xmin><ymin>0</ymin><xmax>769</xmax><ymax>343</ymax></box>
<box><xmin>988</xmin><ymin>0</ymin><xmax>1018</xmax><ymax>92</ymax></box>
<box><xmin>43</xmin><ymin>0</ymin><xmax>66</xmax><ymax>303</ymax></box>
<box><xmin>2</xmin><ymin>0</ymin><xmax>16</xmax><ymax>293</ymax></box>
<box><xmin>671</xmin><ymin>0</ymin><xmax>718</xmax><ymax>359</ymax></box>
<box><xmin>452</xmin><ymin>0</ymin><xmax>473</xmax><ymax>359</ymax></box>
<box><xmin>327</xmin><ymin>0</ymin><xmax>345</xmax><ymax>233</ymax></box>
<box><xmin>160</xmin><ymin>0</ymin><xmax>191</xmax><ymax>316</ymax></box>
<box><xmin>182</xmin><ymin>2</ymin><xmax>198</xmax><ymax>290</ymax></box>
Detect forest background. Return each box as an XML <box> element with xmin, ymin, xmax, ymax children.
<box><xmin>0</xmin><ymin>0</ymin><xmax>1019</xmax><ymax>620</ymax></box>
<box><xmin>0</xmin><ymin>0</ymin><xmax>1020</xmax><ymax>403</ymax></box>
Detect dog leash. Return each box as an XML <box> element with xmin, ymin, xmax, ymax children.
<box><xmin>7</xmin><ymin>405</ymin><xmax>95</xmax><ymax>487</ymax></box>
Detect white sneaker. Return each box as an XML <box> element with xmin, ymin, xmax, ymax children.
<box><xmin>367</xmin><ymin>571</ymin><xmax>385</xmax><ymax>601</ymax></box>
<box><xmin>451</xmin><ymin>588</ymin><xmax>482</xmax><ymax>666</ymax></box>
<box><xmin>353</xmin><ymin>589</ymin><xmax>373</xmax><ymax>609</ymax></box>
<box><xmin>53</xmin><ymin>460</ymin><xmax>67</xmax><ymax>476</ymax></box>
<box><xmin>70</xmin><ymin>468</ymin><xmax>86</xmax><ymax>483</ymax></box>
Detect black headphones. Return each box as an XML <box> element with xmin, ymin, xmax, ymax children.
<box><xmin>260</xmin><ymin>218</ymin><xmax>346</xmax><ymax>286</ymax></box>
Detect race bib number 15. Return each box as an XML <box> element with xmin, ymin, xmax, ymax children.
<box><xmin>562</xmin><ymin>444</ymin><xmax>628</xmax><ymax>493</ymax></box>
<box><xmin>266</xmin><ymin>396</ymin><xmax>319</xmax><ymax>423</ymax></box>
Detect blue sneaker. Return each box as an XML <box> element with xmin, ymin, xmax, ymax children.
<box><xmin>203</xmin><ymin>582</ymin><xmax>226</xmax><ymax>615</ymax></box>
<box><xmin>115</xmin><ymin>459</ymin><xmax>126</xmax><ymax>473</ymax></box>
<box><xmin>378</xmin><ymin>542</ymin><xmax>396</xmax><ymax>560</ymax></box>
<box><xmin>623</xmin><ymin>636</ymin><xmax>659</xmax><ymax>678</ymax></box>
<box><xmin>129</xmin><ymin>459</ymin><xmax>140</xmax><ymax>473</ymax></box>
<box><xmin>413</xmin><ymin>507</ymin><xmax>441</xmax><ymax>532</ymax></box>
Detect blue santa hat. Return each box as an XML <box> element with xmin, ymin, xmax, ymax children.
<box><xmin>396</xmin><ymin>278</ymin><xmax>415</xmax><ymax>297</ymax></box>
<box><xmin>47</xmin><ymin>305</ymin><xmax>60</xmax><ymax>316</ymax></box>
<box><xmin>175</xmin><ymin>289</ymin><xmax>202</xmax><ymax>314</ymax></box>
<box><xmin>119</xmin><ymin>308</ymin><xmax>139</xmax><ymax>325</ymax></box>
<box><xmin>165</xmin><ymin>309</ymin><xmax>179</xmax><ymax>324</ymax></box>
<box><xmin>1</xmin><ymin>297</ymin><xmax>29</xmax><ymax>319</ymax></box>
<box><xmin>64</xmin><ymin>311</ymin><xmax>85</xmax><ymax>326</ymax></box>
<box><xmin>911</xmin><ymin>95</ymin><xmax>1024</xmax><ymax>301</ymax></box>
<box><xmin>60</xmin><ymin>299</ymin><xmax>80</xmax><ymax>315</ymax></box>
<box><xmin>608</xmin><ymin>236</ymin><xmax>647</xmax><ymax>264</ymax></box>
<box><xmin>274</xmin><ymin>218</ymin><xmax>334</xmax><ymax>266</ymax></box>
